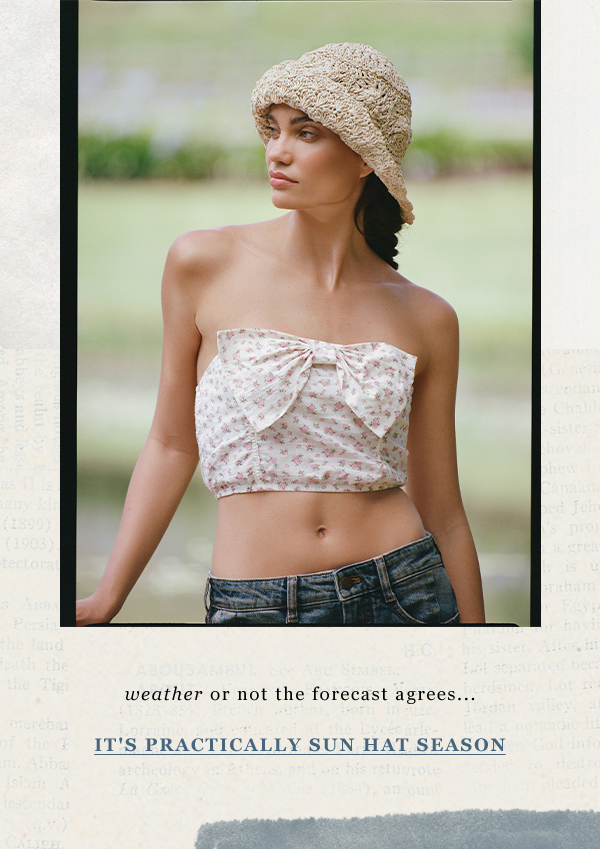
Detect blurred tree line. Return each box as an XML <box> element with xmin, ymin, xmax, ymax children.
<box><xmin>78</xmin><ymin>130</ymin><xmax>532</xmax><ymax>181</ymax></box>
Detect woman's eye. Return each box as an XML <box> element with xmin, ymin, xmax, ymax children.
<box><xmin>300</xmin><ymin>130</ymin><xmax>316</xmax><ymax>139</ymax></box>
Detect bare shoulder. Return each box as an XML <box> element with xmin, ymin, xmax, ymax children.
<box><xmin>394</xmin><ymin>274</ymin><xmax>458</xmax><ymax>340</ymax></box>
<box><xmin>161</xmin><ymin>227</ymin><xmax>250</xmax><ymax>319</ymax></box>
<box><xmin>165</xmin><ymin>227</ymin><xmax>238</xmax><ymax>280</ymax></box>
<box><xmin>381</xmin><ymin>273</ymin><xmax>459</xmax><ymax>375</ymax></box>
<box><xmin>165</xmin><ymin>219</ymin><xmax>282</xmax><ymax>280</ymax></box>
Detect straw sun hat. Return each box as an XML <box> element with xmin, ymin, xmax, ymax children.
<box><xmin>251</xmin><ymin>42</ymin><xmax>414</xmax><ymax>224</ymax></box>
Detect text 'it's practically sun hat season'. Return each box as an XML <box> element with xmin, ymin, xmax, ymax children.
<box><xmin>251</xmin><ymin>42</ymin><xmax>415</xmax><ymax>224</ymax></box>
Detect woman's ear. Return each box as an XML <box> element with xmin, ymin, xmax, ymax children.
<box><xmin>359</xmin><ymin>161</ymin><xmax>375</xmax><ymax>179</ymax></box>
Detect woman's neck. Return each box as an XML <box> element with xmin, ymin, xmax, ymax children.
<box><xmin>276</xmin><ymin>208</ymin><xmax>371</xmax><ymax>292</ymax></box>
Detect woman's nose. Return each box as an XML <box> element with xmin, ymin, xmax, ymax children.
<box><xmin>267</xmin><ymin>136</ymin><xmax>292</xmax><ymax>164</ymax></box>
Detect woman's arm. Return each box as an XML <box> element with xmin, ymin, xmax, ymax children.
<box><xmin>76</xmin><ymin>235</ymin><xmax>206</xmax><ymax>625</ymax></box>
<box><xmin>405</xmin><ymin>292</ymin><xmax>485</xmax><ymax>623</ymax></box>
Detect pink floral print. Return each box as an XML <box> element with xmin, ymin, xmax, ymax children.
<box><xmin>194</xmin><ymin>328</ymin><xmax>417</xmax><ymax>498</ymax></box>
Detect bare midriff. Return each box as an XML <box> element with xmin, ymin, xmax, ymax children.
<box><xmin>210</xmin><ymin>487</ymin><xmax>426</xmax><ymax>579</ymax></box>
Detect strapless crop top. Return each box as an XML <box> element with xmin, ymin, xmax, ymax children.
<box><xmin>194</xmin><ymin>328</ymin><xmax>417</xmax><ymax>498</ymax></box>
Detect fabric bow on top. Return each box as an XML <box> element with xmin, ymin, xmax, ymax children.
<box><xmin>217</xmin><ymin>328</ymin><xmax>417</xmax><ymax>438</ymax></box>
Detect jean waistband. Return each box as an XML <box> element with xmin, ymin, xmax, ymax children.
<box><xmin>206</xmin><ymin>532</ymin><xmax>442</xmax><ymax>612</ymax></box>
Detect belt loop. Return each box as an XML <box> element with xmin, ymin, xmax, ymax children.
<box><xmin>204</xmin><ymin>576</ymin><xmax>211</xmax><ymax>624</ymax></box>
<box><xmin>286</xmin><ymin>575</ymin><xmax>298</xmax><ymax>624</ymax></box>
<box><xmin>375</xmin><ymin>556</ymin><xmax>396</xmax><ymax>603</ymax></box>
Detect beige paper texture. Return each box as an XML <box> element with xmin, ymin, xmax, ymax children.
<box><xmin>2</xmin><ymin>1</ymin><xmax>599</xmax><ymax>847</ymax></box>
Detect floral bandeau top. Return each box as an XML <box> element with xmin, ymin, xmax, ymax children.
<box><xmin>194</xmin><ymin>328</ymin><xmax>417</xmax><ymax>498</ymax></box>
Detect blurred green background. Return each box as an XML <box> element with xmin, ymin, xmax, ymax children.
<box><xmin>77</xmin><ymin>0</ymin><xmax>534</xmax><ymax>625</ymax></box>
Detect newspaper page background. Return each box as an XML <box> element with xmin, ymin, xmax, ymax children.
<box><xmin>2</xmin><ymin>0</ymin><xmax>599</xmax><ymax>847</ymax></box>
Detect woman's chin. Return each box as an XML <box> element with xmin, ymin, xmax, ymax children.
<box><xmin>270</xmin><ymin>193</ymin><xmax>299</xmax><ymax>210</ymax></box>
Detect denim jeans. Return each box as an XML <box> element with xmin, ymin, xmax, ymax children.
<box><xmin>205</xmin><ymin>533</ymin><xmax>460</xmax><ymax>626</ymax></box>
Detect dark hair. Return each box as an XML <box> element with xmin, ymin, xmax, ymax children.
<box><xmin>354</xmin><ymin>173</ymin><xmax>405</xmax><ymax>270</ymax></box>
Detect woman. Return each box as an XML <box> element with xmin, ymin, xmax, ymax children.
<box><xmin>77</xmin><ymin>43</ymin><xmax>485</xmax><ymax>626</ymax></box>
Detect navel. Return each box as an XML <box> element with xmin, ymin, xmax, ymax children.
<box><xmin>316</xmin><ymin>526</ymin><xmax>327</xmax><ymax>539</ymax></box>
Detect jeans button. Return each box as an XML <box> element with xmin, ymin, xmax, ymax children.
<box><xmin>340</xmin><ymin>575</ymin><xmax>361</xmax><ymax>590</ymax></box>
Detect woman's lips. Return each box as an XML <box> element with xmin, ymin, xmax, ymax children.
<box><xmin>269</xmin><ymin>171</ymin><xmax>297</xmax><ymax>187</ymax></box>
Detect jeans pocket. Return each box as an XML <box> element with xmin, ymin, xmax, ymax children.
<box><xmin>207</xmin><ymin>607</ymin><xmax>242</xmax><ymax>625</ymax></box>
<box><xmin>387</xmin><ymin>565</ymin><xmax>460</xmax><ymax>626</ymax></box>
<box><xmin>386</xmin><ymin>566</ymin><xmax>442</xmax><ymax>625</ymax></box>
<box><xmin>207</xmin><ymin>605</ymin><xmax>287</xmax><ymax>625</ymax></box>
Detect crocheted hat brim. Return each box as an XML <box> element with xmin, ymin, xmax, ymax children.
<box><xmin>252</xmin><ymin>63</ymin><xmax>414</xmax><ymax>225</ymax></box>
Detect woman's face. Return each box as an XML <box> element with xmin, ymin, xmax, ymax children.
<box><xmin>264</xmin><ymin>104</ymin><xmax>372</xmax><ymax>212</ymax></box>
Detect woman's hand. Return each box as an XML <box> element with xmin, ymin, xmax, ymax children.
<box><xmin>75</xmin><ymin>592</ymin><xmax>119</xmax><ymax>627</ymax></box>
